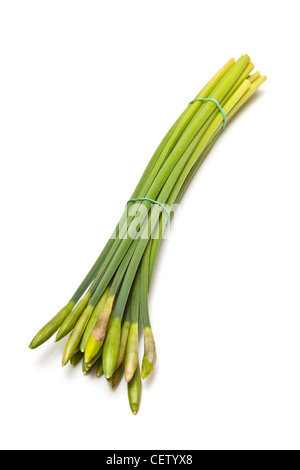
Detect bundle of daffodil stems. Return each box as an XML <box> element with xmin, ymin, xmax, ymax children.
<box><xmin>30</xmin><ymin>55</ymin><xmax>266</xmax><ymax>414</ymax></box>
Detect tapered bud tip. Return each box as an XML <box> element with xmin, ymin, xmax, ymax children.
<box><xmin>70</xmin><ymin>351</ymin><xmax>83</xmax><ymax>367</ymax></box>
<box><xmin>103</xmin><ymin>317</ymin><xmax>121</xmax><ymax>379</ymax></box>
<box><xmin>29</xmin><ymin>336</ymin><xmax>41</xmax><ymax>349</ymax></box>
<box><xmin>62</xmin><ymin>344</ymin><xmax>73</xmax><ymax>365</ymax></box>
<box><xmin>84</xmin><ymin>334</ymin><xmax>102</xmax><ymax>364</ymax></box>
<box><xmin>125</xmin><ymin>369</ymin><xmax>135</xmax><ymax>383</ymax></box>
<box><xmin>29</xmin><ymin>301</ymin><xmax>75</xmax><ymax>350</ymax></box>
<box><xmin>129</xmin><ymin>399</ymin><xmax>140</xmax><ymax>415</ymax></box>
<box><xmin>96</xmin><ymin>360</ymin><xmax>104</xmax><ymax>378</ymax></box>
<box><xmin>128</xmin><ymin>361</ymin><xmax>142</xmax><ymax>414</ymax></box>
<box><xmin>129</xmin><ymin>387</ymin><xmax>141</xmax><ymax>414</ymax></box>
<box><xmin>55</xmin><ymin>331</ymin><xmax>63</xmax><ymax>343</ymax></box>
<box><xmin>104</xmin><ymin>369</ymin><xmax>114</xmax><ymax>380</ymax></box>
<box><xmin>62</xmin><ymin>346</ymin><xmax>73</xmax><ymax>367</ymax></box>
<box><xmin>28</xmin><ymin>335</ymin><xmax>41</xmax><ymax>350</ymax></box>
<box><xmin>125</xmin><ymin>323</ymin><xmax>139</xmax><ymax>383</ymax></box>
<box><xmin>112</xmin><ymin>380</ymin><xmax>120</xmax><ymax>391</ymax></box>
<box><xmin>111</xmin><ymin>363</ymin><xmax>125</xmax><ymax>390</ymax></box>
<box><xmin>142</xmin><ymin>327</ymin><xmax>157</xmax><ymax>379</ymax></box>
<box><xmin>141</xmin><ymin>356</ymin><xmax>153</xmax><ymax>380</ymax></box>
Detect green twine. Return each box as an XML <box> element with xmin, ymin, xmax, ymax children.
<box><xmin>126</xmin><ymin>198</ymin><xmax>171</xmax><ymax>225</ymax></box>
<box><xmin>190</xmin><ymin>97</ymin><xmax>227</xmax><ymax>129</ymax></box>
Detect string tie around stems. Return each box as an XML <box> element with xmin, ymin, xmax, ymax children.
<box><xmin>127</xmin><ymin>99</ymin><xmax>226</xmax><ymax>226</ymax></box>
<box><xmin>126</xmin><ymin>198</ymin><xmax>171</xmax><ymax>225</ymax></box>
<box><xmin>190</xmin><ymin>98</ymin><xmax>227</xmax><ymax>129</ymax></box>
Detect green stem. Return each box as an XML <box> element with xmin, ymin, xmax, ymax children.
<box><xmin>71</xmin><ymin>58</ymin><xmax>247</xmax><ymax>313</ymax></box>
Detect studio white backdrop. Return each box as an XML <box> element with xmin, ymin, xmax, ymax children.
<box><xmin>0</xmin><ymin>0</ymin><xmax>299</xmax><ymax>450</ymax></box>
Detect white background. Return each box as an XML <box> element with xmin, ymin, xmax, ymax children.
<box><xmin>0</xmin><ymin>0</ymin><xmax>299</xmax><ymax>451</ymax></box>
